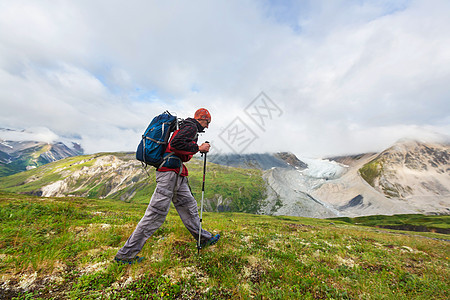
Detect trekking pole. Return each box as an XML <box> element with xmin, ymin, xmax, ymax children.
<box><xmin>197</xmin><ymin>142</ymin><xmax>209</xmax><ymax>254</ymax></box>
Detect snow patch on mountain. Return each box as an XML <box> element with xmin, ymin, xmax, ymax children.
<box><xmin>0</xmin><ymin>141</ymin><xmax>14</xmax><ymax>149</ymax></box>
<box><xmin>301</xmin><ymin>157</ymin><xmax>348</xmax><ymax>180</ymax></box>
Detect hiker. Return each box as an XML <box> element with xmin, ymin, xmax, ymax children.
<box><xmin>114</xmin><ymin>108</ymin><xmax>220</xmax><ymax>264</ymax></box>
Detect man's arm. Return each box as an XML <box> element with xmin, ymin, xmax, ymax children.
<box><xmin>170</xmin><ymin>124</ymin><xmax>199</xmax><ymax>154</ymax></box>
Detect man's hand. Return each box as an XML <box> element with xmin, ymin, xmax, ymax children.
<box><xmin>198</xmin><ymin>143</ymin><xmax>210</xmax><ymax>153</ymax></box>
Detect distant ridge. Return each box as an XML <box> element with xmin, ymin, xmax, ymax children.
<box><xmin>208</xmin><ymin>152</ymin><xmax>307</xmax><ymax>170</ymax></box>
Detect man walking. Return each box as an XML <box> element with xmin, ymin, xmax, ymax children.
<box><xmin>114</xmin><ymin>108</ymin><xmax>220</xmax><ymax>264</ymax></box>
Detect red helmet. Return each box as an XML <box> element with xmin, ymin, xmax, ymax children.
<box><xmin>194</xmin><ymin>108</ymin><xmax>211</xmax><ymax>122</ymax></box>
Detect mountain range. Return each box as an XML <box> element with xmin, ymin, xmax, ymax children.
<box><xmin>0</xmin><ymin>138</ymin><xmax>448</xmax><ymax>218</ymax></box>
<box><xmin>0</xmin><ymin>139</ymin><xmax>83</xmax><ymax>177</ymax></box>
<box><xmin>311</xmin><ymin>140</ymin><xmax>449</xmax><ymax>217</ymax></box>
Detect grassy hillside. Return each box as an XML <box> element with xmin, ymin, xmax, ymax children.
<box><xmin>359</xmin><ymin>160</ymin><xmax>382</xmax><ymax>187</ymax></box>
<box><xmin>0</xmin><ymin>148</ymin><xmax>41</xmax><ymax>177</ymax></box>
<box><xmin>1</xmin><ymin>193</ymin><xmax>448</xmax><ymax>299</ymax></box>
<box><xmin>0</xmin><ymin>146</ymin><xmax>39</xmax><ymax>177</ymax></box>
<box><xmin>0</xmin><ymin>153</ymin><xmax>266</xmax><ymax>214</ymax></box>
<box><xmin>333</xmin><ymin>214</ymin><xmax>450</xmax><ymax>235</ymax></box>
<box><xmin>0</xmin><ymin>165</ymin><xmax>16</xmax><ymax>178</ymax></box>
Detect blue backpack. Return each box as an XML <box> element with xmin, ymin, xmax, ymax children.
<box><xmin>136</xmin><ymin>111</ymin><xmax>178</xmax><ymax>168</ymax></box>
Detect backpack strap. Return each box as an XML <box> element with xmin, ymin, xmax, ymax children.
<box><xmin>141</xmin><ymin>161</ymin><xmax>151</xmax><ymax>177</ymax></box>
<box><xmin>143</xmin><ymin>135</ymin><xmax>169</xmax><ymax>145</ymax></box>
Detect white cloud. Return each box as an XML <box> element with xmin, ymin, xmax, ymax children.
<box><xmin>0</xmin><ymin>127</ymin><xmax>58</xmax><ymax>144</ymax></box>
<box><xmin>0</xmin><ymin>0</ymin><xmax>449</xmax><ymax>156</ymax></box>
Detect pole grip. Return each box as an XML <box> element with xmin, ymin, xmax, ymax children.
<box><xmin>201</xmin><ymin>141</ymin><xmax>209</xmax><ymax>157</ymax></box>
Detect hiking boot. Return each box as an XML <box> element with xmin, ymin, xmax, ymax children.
<box><xmin>201</xmin><ymin>234</ymin><xmax>220</xmax><ymax>248</ymax></box>
<box><xmin>114</xmin><ymin>256</ymin><xmax>144</xmax><ymax>265</ymax></box>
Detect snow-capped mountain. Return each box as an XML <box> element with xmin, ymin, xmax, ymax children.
<box><xmin>211</xmin><ymin>141</ymin><xmax>450</xmax><ymax>217</ymax></box>
<box><xmin>0</xmin><ymin>129</ymin><xmax>83</xmax><ymax>176</ymax></box>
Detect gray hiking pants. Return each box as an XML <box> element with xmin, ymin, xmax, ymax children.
<box><xmin>115</xmin><ymin>171</ymin><xmax>213</xmax><ymax>260</ymax></box>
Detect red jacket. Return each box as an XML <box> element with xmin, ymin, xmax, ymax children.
<box><xmin>158</xmin><ymin>118</ymin><xmax>204</xmax><ymax>176</ymax></box>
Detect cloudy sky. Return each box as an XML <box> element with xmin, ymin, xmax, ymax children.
<box><xmin>0</xmin><ymin>0</ymin><xmax>449</xmax><ymax>157</ymax></box>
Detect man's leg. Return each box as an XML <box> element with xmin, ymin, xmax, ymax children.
<box><xmin>115</xmin><ymin>171</ymin><xmax>178</xmax><ymax>260</ymax></box>
<box><xmin>172</xmin><ymin>177</ymin><xmax>213</xmax><ymax>244</ymax></box>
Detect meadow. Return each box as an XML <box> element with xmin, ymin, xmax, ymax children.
<box><xmin>0</xmin><ymin>192</ymin><xmax>449</xmax><ymax>299</ymax></box>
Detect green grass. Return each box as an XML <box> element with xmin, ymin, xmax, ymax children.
<box><xmin>187</xmin><ymin>158</ymin><xmax>265</xmax><ymax>213</ymax></box>
<box><xmin>0</xmin><ymin>165</ymin><xmax>16</xmax><ymax>177</ymax></box>
<box><xmin>359</xmin><ymin>159</ymin><xmax>382</xmax><ymax>187</ymax></box>
<box><xmin>1</xmin><ymin>192</ymin><xmax>449</xmax><ymax>299</ymax></box>
<box><xmin>0</xmin><ymin>158</ymin><xmax>35</xmax><ymax>177</ymax></box>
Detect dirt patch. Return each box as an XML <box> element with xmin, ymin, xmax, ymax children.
<box><xmin>78</xmin><ymin>261</ymin><xmax>109</xmax><ymax>275</ymax></box>
<box><xmin>165</xmin><ymin>266</ymin><xmax>209</xmax><ymax>285</ymax></box>
<box><xmin>85</xmin><ymin>246</ymin><xmax>116</xmax><ymax>257</ymax></box>
<box><xmin>241</xmin><ymin>256</ymin><xmax>269</xmax><ymax>284</ymax></box>
<box><xmin>171</xmin><ymin>240</ymin><xmax>192</xmax><ymax>259</ymax></box>
<box><xmin>335</xmin><ymin>255</ymin><xmax>358</xmax><ymax>268</ymax></box>
<box><xmin>284</xmin><ymin>223</ymin><xmax>315</xmax><ymax>232</ymax></box>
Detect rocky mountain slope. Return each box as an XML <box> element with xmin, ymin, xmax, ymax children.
<box><xmin>0</xmin><ymin>139</ymin><xmax>83</xmax><ymax>177</ymax></box>
<box><xmin>310</xmin><ymin>153</ymin><xmax>417</xmax><ymax>217</ymax></box>
<box><xmin>208</xmin><ymin>152</ymin><xmax>307</xmax><ymax>170</ymax></box>
<box><xmin>356</xmin><ymin>140</ymin><xmax>450</xmax><ymax>213</ymax></box>
<box><xmin>260</xmin><ymin>167</ymin><xmax>341</xmax><ymax>218</ymax></box>
<box><xmin>307</xmin><ymin>141</ymin><xmax>449</xmax><ymax>217</ymax></box>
